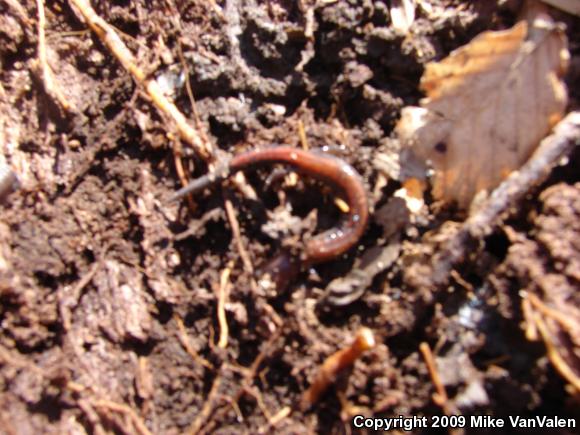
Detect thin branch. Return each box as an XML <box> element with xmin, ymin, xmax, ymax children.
<box><xmin>431</xmin><ymin>112</ymin><xmax>580</xmax><ymax>287</ymax></box>
<box><xmin>35</xmin><ymin>0</ymin><xmax>72</xmax><ymax>112</ymax></box>
<box><xmin>68</xmin><ymin>0</ymin><xmax>214</xmax><ymax>161</ymax></box>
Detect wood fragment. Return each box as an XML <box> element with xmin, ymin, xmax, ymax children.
<box><xmin>334</xmin><ymin>197</ymin><xmax>350</xmax><ymax>213</ymax></box>
<box><xmin>419</xmin><ymin>342</ymin><xmax>449</xmax><ymax>409</ymax></box>
<box><xmin>522</xmin><ymin>293</ymin><xmax>580</xmax><ymax>392</ymax></box>
<box><xmin>531</xmin><ymin>311</ymin><xmax>580</xmax><ymax>392</ymax></box>
<box><xmin>217</xmin><ymin>261</ymin><xmax>233</xmax><ymax>348</ymax></box>
<box><xmin>174</xmin><ymin>315</ymin><xmax>214</xmax><ymax>370</ymax></box>
<box><xmin>420</xmin><ymin>343</ymin><xmax>464</xmax><ymax>435</ymax></box>
<box><xmin>35</xmin><ymin>0</ymin><xmax>72</xmax><ymax>112</ymax></box>
<box><xmin>521</xmin><ymin>295</ymin><xmax>539</xmax><ymax>341</ymax></box>
<box><xmin>185</xmin><ymin>375</ymin><xmax>223</xmax><ymax>435</ymax></box>
<box><xmin>224</xmin><ymin>197</ymin><xmax>254</xmax><ymax>274</ymax></box>
<box><xmin>92</xmin><ymin>399</ymin><xmax>153</xmax><ymax>435</ymax></box>
<box><xmin>207</xmin><ymin>326</ymin><xmax>283</xmax><ymax>432</ymax></box>
<box><xmin>298</xmin><ymin>119</ymin><xmax>309</xmax><ymax>150</ymax></box>
<box><xmin>526</xmin><ymin>292</ymin><xmax>578</xmax><ymax>333</ymax></box>
<box><xmin>58</xmin><ymin>261</ymin><xmax>100</xmax><ymax>331</ymax></box>
<box><xmin>301</xmin><ymin>327</ymin><xmax>375</xmax><ymax>410</ymax></box>
<box><xmin>135</xmin><ymin>357</ymin><xmax>154</xmax><ymax>401</ymax></box>
<box><xmin>68</xmin><ymin>0</ymin><xmax>214</xmax><ymax>161</ymax></box>
<box><xmin>257</xmin><ymin>406</ymin><xmax>292</xmax><ymax>434</ymax></box>
<box><xmin>173</xmin><ymin>148</ymin><xmax>197</xmax><ymax>212</ymax></box>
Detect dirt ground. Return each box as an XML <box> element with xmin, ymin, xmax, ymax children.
<box><xmin>0</xmin><ymin>0</ymin><xmax>579</xmax><ymax>434</ymax></box>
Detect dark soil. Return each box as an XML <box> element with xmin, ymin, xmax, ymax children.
<box><xmin>0</xmin><ymin>1</ymin><xmax>579</xmax><ymax>434</ymax></box>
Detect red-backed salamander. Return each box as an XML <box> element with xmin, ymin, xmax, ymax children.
<box><xmin>170</xmin><ymin>146</ymin><xmax>369</xmax><ymax>285</ymax></box>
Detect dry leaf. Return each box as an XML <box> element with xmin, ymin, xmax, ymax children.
<box><xmin>541</xmin><ymin>0</ymin><xmax>580</xmax><ymax>16</ymax></box>
<box><xmin>397</xmin><ymin>18</ymin><xmax>569</xmax><ymax>209</ymax></box>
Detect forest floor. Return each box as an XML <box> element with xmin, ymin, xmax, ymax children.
<box><xmin>0</xmin><ymin>0</ymin><xmax>579</xmax><ymax>434</ymax></box>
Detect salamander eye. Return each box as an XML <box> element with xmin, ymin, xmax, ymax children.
<box><xmin>434</xmin><ymin>142</ymin><xmax>447</xmax><ymax>153</ymax></box>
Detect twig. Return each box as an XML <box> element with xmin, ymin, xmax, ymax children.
<box><xmin>244</xmin><ymin>385</ymin><xmax>272</xmax><ymax>421</ymax></box>
<box><xmin>521</xmin><ymin>296</ymin><xmax>538</xmax><ymax>341</ymax></box>
<box><xmin>525</xmin><ymin>292</ymin><xmax>578</xmax><ymax>334</ymax></box>
<box><xmin>431</xmin><ymin>112</ymin><xmax>580</xmax><ymax>287</ymax></box>
<box><xmin>174</xmin><ymin>314</ymin><xmax>214</xmax><ymax>370</ymax></box>
<box><xmin>522</xmin><ymin>293</ymin><xmax>580</xmax><ymax>392</ymax></box>
<box><xmin>297</xmin><ymin>120</ymin><xmax>309</xmax><ymax>150</ymax></box>
<box><xmin>168</xmin><ymin>161</ymin><xmax>231</xmax><ymax>202</ymax></box>
<box><xmin>58</xmin><ymin>261</ymin><xmax>100</xmax><ymax>331</ymax></box>
<box><xmin>92</xmin><ymin>399</ymin><xmax>153</xmax><ymax>435</ymax></box>
<box><xmin>419</xmin><ymin>342</ymin><xmax>449</xmax><ymax>410</ymax></box>
<box><xmin>217</xmin><ymin>261</ymin><xmax>233</xmax><ymax>348</ymax></box>
<box><xmin>206</xmin><ymin>325</ymin><xmax>283</xmax><ymax>432</ymax></box>
<box><xmin>532</xmin><ymin>312</ymin><xmax>580</xmax><ymax>392</ymax></box>
<box><xmin>172</xmin><ymin>148</ymin><xmax>197</xmax><ymax>212</ymax></box>
<box><xmin>258</xmin><ymin>406</ymin><xmax>292</xmax><ymax>434</ymax></box>
<box><xmin>224</xmin><ymin>196</ymin><xmax>254</xmax><ymax>274</ymax></box>
<box><xmin>419</xmin><ymin>343</ymin><xmax>465</xmax><ymax>435</ymax></box>
<box><xmin>185</xmin><ymin>374</ymin><xmax>223</xmax><ymax>435</ymax></box>
<box><xmin>68</xmin><ymin>0</ymin><xmax>214</xmax><ymax>161</ymax></box>
<box><xmin>301</xmin><ymin>327</ymin><xmax>375</xmax><ymax>411</ymax></box>
<box><xmin>35</xmin><ymin>0</ymin><xmax>72</xmax><ymax>112</ymax></box>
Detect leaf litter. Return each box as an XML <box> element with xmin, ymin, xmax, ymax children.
<box><xmin>397</xmin><ymin>11</ymin><xmax>569</xmax><ymax>210</ymax></box>
<box><xmin>0</xmin><ymin>1</ymin><xmax>579</xmax><ymax>433</ymax></box>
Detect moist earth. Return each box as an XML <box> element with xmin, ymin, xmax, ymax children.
<box><xmin>0</xmin><ymin>1</ymin><xmax>579</xmax><ymax>434</ymax></box>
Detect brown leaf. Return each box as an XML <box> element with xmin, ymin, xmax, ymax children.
<box><xmin>397</xmin><ymin>19</ymin><xmax>569</xmax><ymax>209</ymax></box>
<box><xmin>541</xmin><ymin>0</ymin><xmax>580</xmax><ymax>16</ymax></box>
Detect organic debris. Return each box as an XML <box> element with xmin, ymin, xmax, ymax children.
<box><xmin>512</xmin><ymin>183</ymin><xmax>580</xmax><ymax>393</ymax></box>
<box><xmin>397</xmin><ymin>15</ymin><xmax>569</xmax><ymax>209</ymax></box>
<box><xmin>301</xmin><ymin>327</ymin><xmax>375</xmax><ymax>411</ymax></box>
<box><xmin>1</xmin><ymin>1</ymin><xmax>579</xmax><ymax>433</ymax></box>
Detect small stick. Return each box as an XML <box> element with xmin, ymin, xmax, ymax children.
<box><xmin>525</xmin><ymin>292</ymin><xmax>578</xmax><ymax>334</ymax></box>
<box><xmin>419</xmin><ymin>342</ymin><xmax>449</xmax><ymax>410</ymax></box>
<box><xmin>521</xmin><ymin>296</ymin><xmax>538</xmax><ymax>341</ymax></box>
<box><xmin>431</xmin><ymin>112</ymin><xmax>580</xmax><ymax>287</ymax></box>
<box><xmin>420</xmin><ymin>343</ymin><xmax>465</xmax><ymax>435</ymax></box>
<box><xmin>217</xmin><ymin>261</ymin><xmax>233</xmax><ymax>348</ymax></box>
<box><xmin>174</xmin><ymin>315</ymin><xmax>214</xmax><ymax>370</ymax></box>
<box><xmin>258</xmin><ymin>406</ymin><xmax>292</xmax><ymax>434</ymax></box>
<box><xmin>532</xmin><ymin>312</ymin><xmax>580</xmax><ymax>392</ymax></box>
<box><xmin>36</xmin><ymin>0</ymin><xmax>71</xmax><ymax>112</ymax></box>
<box><xmin>58</xmin><ymin>261</ymin><xmax>100</xmax><ymax>331</ymax></box>
<box><xmin>185</xmin><ymin>374</ymin><xmax>223</xmax><ymax>435</ymax></box>
<box><xmin>92</xmin><ymin>399</ymin><xmax>153</xmax><ymax>435</ymax></box>
<box><xmin>522</xmin><ymin>294</ymin><xmax>580</xmax><ymax>392</ymax></box>
<box><xmin>224</xmin><ymin>197</ymin><xmax>254</xmax><ymax>274</ymax></box>
<box><xmin>68</xmin><ymin>0</ymin><xmax>213</xmax><ymax>161</ymax></box>
<box><xmin>297</xmin><ymin>119</ymin><xmax>309</xmax><ymax>150</ymax></box>
<box><xmin>207</xmin><ymin>325</ymin><xmax>283</xmax><ymax>430</ymax></box>
<box><xmin>301</xmin><ymin>327</ymin><xmax>375</xmax><ymax>410</ymax></box>
<box><xmin>172</xmin><ymin>144</ymin><xmax>197</xmax><ymax>212</ymax></box>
